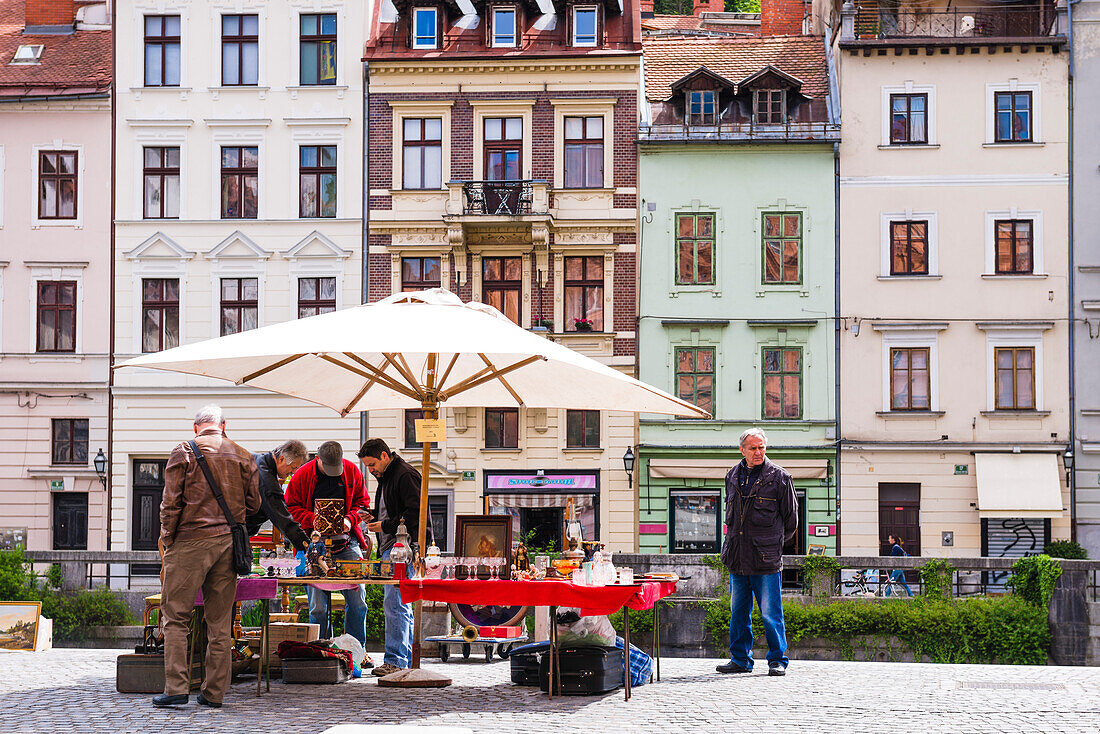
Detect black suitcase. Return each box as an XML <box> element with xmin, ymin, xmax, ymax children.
<box><xmin>538</xmin><ymin>646</ymin><xmax>622</xmax><ymax>695</ymax></box>
<box><xmin>510</xmin><ymin>650</ymin><xmax>541</xmax><ymax>686</ymax></box>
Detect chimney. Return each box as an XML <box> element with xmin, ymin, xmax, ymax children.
<box><xmin>693</xmin><ymin>0</ymin><xmax>725</xmax><ymax>16</ymax></box>
<box><xmin>760</xmin><ymin>0</ymin><xmax>805</xmax><ymax>35</ymax></box>
<box><xmin>24</xmin><ymin>0</ymin><xmax>76</xmax><ymax>31</ymax></box>
<box><xmin>640</xmin><ymin>0</ymin><xmax>654</xmax><ymax>16</ymax></box>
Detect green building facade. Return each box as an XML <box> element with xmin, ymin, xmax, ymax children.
<box><xmin>637</xmin><ymin>35</ymin><xmax>840</xmax><ymax>560</ymax></box>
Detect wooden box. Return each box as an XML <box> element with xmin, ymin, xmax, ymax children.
<box><xmin>116</xmin><ymin>654</ymin><xmax>203</xmax><ymax>693</ymax></box>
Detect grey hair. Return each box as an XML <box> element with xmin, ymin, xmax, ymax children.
<box><xmin>273</xmin><ymin>439</ymin><xmax>308</xmax><ymax>464</ymax></box>
<box><xmin>739</xmin><ymin>427</ymin><xmax>768</xmax><ymax>448</ymax></box>
<box><xmin>317</xmin><ymin>440</ymin><xmax>343</xmax><ymax>466</ymax></box>
<box><xmin>194</xmin><ymin>404</ymin><xmax>225</xmax><ymax>426</ymax></box>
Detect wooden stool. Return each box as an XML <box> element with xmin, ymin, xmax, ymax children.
<box><xmin>143</xmin><ymin>593</ymin><xmax>162</xmax><ymax>626</ymax></box>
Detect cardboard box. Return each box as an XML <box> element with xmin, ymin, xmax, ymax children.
<box><xmin>34</xmin><ymin>617</ymin><xmax>53</xmax><ymax>652</ymax></box>
<box><xmin>257</xmin><ymin>622</ymin><xmax>320</xmax><ymax>670</ymax></box>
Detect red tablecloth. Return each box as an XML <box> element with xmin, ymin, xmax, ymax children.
<box><xmin>399</xmin><ymin>579</ymin><xmax>676</xmax><ymax>617</ymax></box>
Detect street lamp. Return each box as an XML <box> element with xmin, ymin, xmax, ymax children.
<box><xmin>93</xmin><ymin>448</ymin><xmax>107</xmax><ymax>488</ymax></box>
<box><xmin>1063</xmin><ymin>447</ymin><xmax>1074</xmax><ymax>473</ymax></box>
<box><xmin>622</xmin><ymin>446</ymin><xmax>635</xmax><ymax>490</ymax></box>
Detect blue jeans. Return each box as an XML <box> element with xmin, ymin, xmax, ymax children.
<box><xmin>886</xmin><ymin>569</ymin><xmax>913</xmax><ymax>596</ymax></box>
<box><xmin>728</xmin><ymin>571</ymin><xmax>788</xmax><ymax>670</ymax></box>
<box><xmin>382</xmin><ymin>547</ymin><xmax>413</xmax><ymax>668</ymax></box>
<box><xmin>306</xmin><ymin>542</ymin><xmax>367</xmax><ymax>646</ymax></box>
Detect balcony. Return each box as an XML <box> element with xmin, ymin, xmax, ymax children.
<box><xmin>840</xmin><ymin>1</ymin><xmax>1064</xmax><ymax>46</ymax></box>
<box><xmin>638</xmin><ymin>120</ymin><xmax>841</xmax><ymax>144</ymax></box>
<box><xmin>446</xmin><ymin>180</ymin><xmax>550</xmax><ymax>217</ymax></box>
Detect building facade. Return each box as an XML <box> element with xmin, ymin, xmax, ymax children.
<box><xmin>364</xmin><ymin>0</ymin><xmax>642</xmax><ymax>552</ymax></box>
<box><xmin>836</xmin><ymin>0</ymin><xmax>1072</xmax><ymax>562</ymax></box>
<box><xmin>1072</xmin><ymin>0</ymin><xmax>1100</xmax><ymax>556</ymax></box>
<box><xmin>636</xmin><ymin>31</ymin><xmax>840</xmax><ymax>559</ymax></box>
<box><xmin>111</xmin><ymin>0</ymin><xmax>365</xmax><ymax>562</ymax></box>
<box><xmin>0</xmin><ymin>0</ymin><xmax>112</xmax><ymax>552</ymax></box>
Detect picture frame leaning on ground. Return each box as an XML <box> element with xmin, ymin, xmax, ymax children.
<box><xmin>0</xmin><ymin>601</ymin><xmax>41</xmax><ymax>651</ymax></box>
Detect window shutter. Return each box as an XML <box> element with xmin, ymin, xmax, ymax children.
<box><xmin>566</xmin><ymin>3</ymin><xmax>573</xmax><ymax>46</ymax></box>
<box><xmin>596</xmin><ymin>5</ymin><xmax>604</xmax><ymax>49</ymax></box>
<box><xmin>408</xmin><ymin>11</ymin><xmax>414</xmax><ymax>48</ymax></box>
<box><xmin>437</xmin><ymin>6</ymin><xmax>444</xmax><ymax>48</ymax></box>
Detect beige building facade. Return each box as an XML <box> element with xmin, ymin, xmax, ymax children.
<box><xmin>836</xmin><ymin>1</ymin><xmax>1072</xmax><ymax>561</ymax></box>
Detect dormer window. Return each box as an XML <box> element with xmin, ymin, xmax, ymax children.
<box><xmin>754</xmin><ymin>89</ymin><xmax>786</xmax><ymax>124</ymax></box>
<box><xmin>573</xmin><ymin>6</ymin><xmax>598</xmax><ymax>47</ymax></box>
<box><xmin>688</xmin><ymin>90</ymin><xmax>717</xmax><ymax>126</ymax></box>
<box><xmin>492</xmin><ymin>6</ymin><xmax>517</xmax><ymax>47</ymax></box>
<box><xmin>412</xmin><ymin>7</ymin><xmax>439</xmax><ymax>49</ymax></box>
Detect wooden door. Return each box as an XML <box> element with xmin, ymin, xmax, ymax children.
<box><xmin>52</xmin><ymin>493</ymin><xmax>88</xmax><ymax>550</ymax></box>
<box><xmin>132</xmin><ymin>459</ymin><xmax>167</xmax><ymax>575</ymax></box>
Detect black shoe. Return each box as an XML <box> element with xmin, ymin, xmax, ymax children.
<box><xmin>716</xmin><ymin>661</ymin><xmax>752</xmax><ymax>674</ymax></box>
<box><xmin>152</xmin><ymin>693</ymin><xmax>188</xmax><ymax>707</ymax></box>
<box><xmin>768</xmin><ymin>662</ymin><xmax>787</xmax><ymax>676</ymax></box>
<box><xmin>197</xmin><ymin>694</ymin><xmax>222</xmax><ymax>708</ymax></box>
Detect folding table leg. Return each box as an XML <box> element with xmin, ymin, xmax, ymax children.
<box><xmin>623</xmin><ymin>606</ymin><xmax>631</xmax><ymax>702</ymax></box>
<box><xmin>548</xmin><ymin>605</ymin><xmax>557</xmax><ymax>699</ymax></box>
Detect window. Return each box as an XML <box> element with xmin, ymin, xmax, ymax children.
<box><xmin>762</xmin><ymin>212</ymin><xmax>802</xmax><ymax>285</ymax></box>
<box><xmin>485</xmin><ymin>407</ymin><xmax>519</xmax><ymax>448</ymax></box>
<box><xmin>404</xmin><ymin>409</ymin><xmax>438</xmax><ymax>449</ymax></box>
<box><xmin>221</xmin><ymin>14</ymin><xmax>258</xmax><ymax>86</ymax></box>
<box><xmin>143</xmin><ymin>147</ymin><xmax>180</xmax><ymax>219</ymax></box>
<box><xmin>220</xmin><ymin>278</ymin><xmax>258</xmax><ymax>336</ymax></box>
<box><xmin>890</xmin><ymin>347</ymin><xmax>930</xmax><ymax>411</ymax></box>
<box><xmin>300</xmin><ymin>13</ymin><xmax>336</xmax><ymax>86</ymax></box>
<box><xmin>39</xmin><ymin>151</ymin><xmax>77</xmax><ymax>220</ymax></box>
<box><xmin>676</xmin><ymin>347</ymin><xmax>714</xmax><ymax>416</ymax></box>
<box><xmin>51</xmin><ymin>418</ymin><xmax>88</xmax><ymax>465</ymax></box>
<box><xmin>995</xmin><ymin>347</ymin><xmax>1035</xmax><ymax>410</ymax></box>
<box><xmin>144</xmin><ymin>15</ymin><xmax>180</xmax><ymax>86</ymax></box>
<box><xmin>402</xmin><ymin>257</ymin><xmax>441</xmax><ymax>291</ymax></box>
<box><xmin>572</xmin><ymin>6</ymin><xmax>598</xmax><ymax>47</ymax></box>
<box><xmin>492</xmin><ymin>7</ymin><xmax>517</xmax><ymax>47</ymax></box>
<box><xmin>402</xmin><ymin>118</ymin><xmax>442</xmax><ymax>189</ymax></box>
<box><xmin>36</xmin><ymin>281</ymin><xmax>76</xmax><ymax>352</ymax></box>
<box><xmin>676</xmin><ymin>213</ymin><xmax>714</xmax><ymax>285</ymax></box>
<box><xmin>412</xmin><ymin>7</ymin><xmax>438</xmax><ymax>49</ymax></box>
<box><xmin>763</xmin><ymin>347</ymin><xmax>801</xmax><ymax>419</ymax></box>
<box><xmin>220</xmin><ymin>146</ymin><xmax>258</xmax><ymax>219</ymax></box>
<box><xmin>688</xmin><ymin>90</ymin><xmax>716</xmax><ymax>126</ymax></box>
<box><xmin>563</xmin><ymin>116</ymin><xmax>603</xmax><ymax>189</ymax></box>
<box><xmin>564</xmin><ymin>256</ymin><xmax>603</xmax><ymax>331</ymax></box>
<box><xmin>995</xmin><ymin>220</ymin><xmax>1033</xmax><ymax>274</ymax></box>
<box><xmin>995</xmin><ymin>91</ymin><xmax>1032</xmax><ymax>143</ymax></box>
<box><xmin>670</xmin><ymin>492</ymin><xmax>719</xmax><ymax>553</ymax></box>
<box><xmin>300</xmin><ymin>145</ymin><xmax>337</xmax><ymax>218</ymax></box>
<box><xmin>298</xmin><ymin>277</ymin><xmax>337</xmax><ymax>318</ymax></box>
<box><xmin>890</xmin><ymin>94</ymin><xmax>927</xmax><ymax>144</ymax></box>
<box><xmin>890</xmin><ymin>221</ymin><xmax>928</xmax><ymax>275</ymax></box>
<box><xmin>482</xmin><ymin>256</ymin><xmax>522</xmax><ymax>324</ymax></box>
<box><xmin>754</xmin><ymin>89</ymin><xmax>785</xmax><ymax>124</ymax></box>
<box><xmin>484</xmin><ymin>117</ymin><xmax>522</xmax><ymax>181</ymax></box>
<box><xmin>141</xmin><ymin>278</ymin><xmax>179</xmax><ymax>353</ymax></box>
<box><xmin>566</xmin><ymin>410</ymin><xmax>599</xmax><ymax>448</ymax></box>
<box><xmin>10</xmin><ymin>44</ymin><xmax>43</xmax><ymax>64</ymax></box>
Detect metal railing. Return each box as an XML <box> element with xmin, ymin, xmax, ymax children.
<box><xmin>853</xmin><ymin>3</ymin><xmax>1057</xmax><ymax>40</ymax></box>
<box><xmin>373</xmin><ymin>31</ymin><xmax>637</xmax><ymax>54</ymax></box>
<box><xmin>638</xmin><ymin>120</ymin><xmax>841</xmax><ymax>143</ymax></box>
<box><xmin>26</xmin><ymin>550</ymin><xmax>162</xmax><ymax>591</ymax></box>
<box><xmin>462</xmin><ymin>180</ymin><xmax>534</xmax><ymax>215</ymax></box>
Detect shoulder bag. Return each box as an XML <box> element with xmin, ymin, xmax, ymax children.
<box><xmin>189</xmin><ymin>440</ymin><xmax>253</xmax><ymax>575</ymax></box>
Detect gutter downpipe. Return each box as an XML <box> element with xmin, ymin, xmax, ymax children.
<box><xmin>1067</xmin><ymin>0</ymin><xmax>1078</xmax><ymax>542</ymax></box>
<box><xmin>360</xmin><ymin>59</ymin><xmax>370</xmax><ymax>450</ymax></box>
<box><xmin>107</xmin><ymin>0</ymin><xmax>117</xmax><ymax>552</ymax></box>
<box><xmin>824</xmin><ymin>25</ymin><xmax>843</xmax><ymax>554</ymax></box>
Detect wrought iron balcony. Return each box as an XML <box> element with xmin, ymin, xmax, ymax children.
<box><xmin>842</xmin><ymin>2</ymin><xmax>1060</xmax><ymax>42</ymax></box>
<box><xmin>638</xmin><ymin>120</ymin><xmax>841</xmax><ymax>143</ymax></box>
<box><xmin>461</xmin><ymin>180</ymin><xmax>534</xmax><ymax>216</ymax></box>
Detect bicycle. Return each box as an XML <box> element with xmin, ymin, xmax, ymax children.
<box><xmin>834</xmin><ymin>569</ymin><xmax>912</xmax><ymax>598</ymax></box>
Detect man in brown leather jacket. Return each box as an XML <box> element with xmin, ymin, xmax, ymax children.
<box><xmin>154</xmin><ymin>405</ymin><xmax>261</xmax><ymax>709</ymax></box>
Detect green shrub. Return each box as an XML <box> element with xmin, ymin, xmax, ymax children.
<box><xmin>1043</xmin><ymin>540</ymin><xmax>1087</xmax><ymax>560</ymax></box>
<box><xmin>1006</xmin><ymin>554</ymin><xmax>1063</xmax><ymax>608</ymax></box>
<box><xmin>801</xmin><ymin>555</ymin><xmax>840</xmax><ymax>594</ymax></box>
<box><xmin>42</xmin><ymin>588</ymin><xmax>134</xmax><ymax>640</ymax></box>
<box><xmin>919</xmin><ymin>558</ymin><xmax>955</xmax><ymax>600</ymax></box>
<box><xmin>609</xmin><ymin>601</ymin><xmax>669</xmax><ymax>641</ymax></box>
<box><xmin>701</xmin><ymin>595</ymin><xmax>1048</xmax><ymax>665</ymax></box>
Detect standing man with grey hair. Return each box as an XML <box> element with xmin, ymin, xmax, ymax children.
<box><xmin>247</xmin><ymin>440</ymin><xmax>310</xmax><ymax>551</ymax></box>
<box><xmin>155</xmin><ymin>405</ymin><xmax>261</xmax><ymax>709</ymax></box>
<box><xmin>717</xmin><ymin>427</ymin><xmax>798</xmax><ymax>677</ymax></box>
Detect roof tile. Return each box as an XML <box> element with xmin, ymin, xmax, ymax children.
<box><xmin>0</xmin><ymin>1</ymin><xmax>111</xmax><ymax>96</ymax></box>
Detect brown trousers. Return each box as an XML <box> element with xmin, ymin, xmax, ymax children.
<box><xmin>161</xmin><ymin>534</ymin><xmax>236</xmax><ymax>702</ymax></box>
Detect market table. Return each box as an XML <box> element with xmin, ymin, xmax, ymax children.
<box><xmin>399</xmin><ymin>578</ymin><xmax>676</xmax><ymax>700</ymax></box>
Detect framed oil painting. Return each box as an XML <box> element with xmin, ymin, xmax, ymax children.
<box><xmin>454</xmin><ymin>514</ymin><xmax>512</xmax><ymax>579</ymax></box>
<box><xmin>0</xmin><ymin>601</ymin><xmax>41</xmax><ymax>651</ymax></box>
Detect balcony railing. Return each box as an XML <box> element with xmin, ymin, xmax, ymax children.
<box><xmin>373</xmin><ymin>31</ymin><xmax>637</xmax><ymax>54</ymax></box>
<box><xmin>461</xmin><ymin>180</ymin><xmax>534</xmax><ymax>215</ymax></box>
<box><xmin>847</xmin><ymin>3</ymin><xmax>1058</xmax><ymax>41</ymax></box>
<box><xmin>638</xmin><ymin>120</ymin><xmax>841</xmax><ymax>143</ymax></box>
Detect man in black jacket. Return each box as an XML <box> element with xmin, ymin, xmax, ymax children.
<box><xmin>357</xmin><ymin>438</ymin><xmax>433</xmax><ymax>676</ymax></box>
<box><xmin>718</xmin><ymin>428</ymin><xmax>798</xmax><ymax>677</ymax></box>
<box><xmin>246</xmin><ymin>440</ymin><xmax>309</xmax><ymax>551</ymax></box>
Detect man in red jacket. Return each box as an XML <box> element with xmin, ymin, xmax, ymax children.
<box><xmin>285</xmin><ymin>441</ymin><xmax>370</xmax><ymax>646</ymax></box>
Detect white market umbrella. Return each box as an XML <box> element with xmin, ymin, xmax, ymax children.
<box><xmin>119</xmin><ymin>288</ymin><xmax>708</xmax><ymax>683</ymax></box>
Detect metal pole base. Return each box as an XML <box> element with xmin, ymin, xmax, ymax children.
<box><xmin>377</xmin><ymin>667</ymin><xmax>453</xmax><ymax>688</ymax></box>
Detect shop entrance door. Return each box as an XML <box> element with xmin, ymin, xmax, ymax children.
<box><xmin>879</xmin><ymin>483</ymin><xmax>920</xmax><ymax>582</ymax></box>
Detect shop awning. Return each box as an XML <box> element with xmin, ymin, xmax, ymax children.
<box><xmin>975</xmin><ymin>453</ymin><xmax>1064</xmax><ymax>519</ymax></box>
<box><xmin>648</xmin><ymin>458</ymin><xmax>829</xmax><ymax>480</ymax></box>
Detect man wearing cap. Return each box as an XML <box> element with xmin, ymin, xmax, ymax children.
<box><xmin>285</xmin><ymin>441</ymin><xmax>371</xmax><ymax>646</ymax></box>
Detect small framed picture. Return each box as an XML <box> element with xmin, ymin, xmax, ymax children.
<box><xmin>454</xmin><ymin>514</ymin><xmax>512</xmax><ymax>579</ymax></box>
<box><xmin>0</xmin><ymin>601</ymin><xmax>41</xmax><ymax>651</ymax></box>
<box><xmin>807</xmin><ymin>544</ymin><xmax>827</xmax><ymax>556</ymax></box>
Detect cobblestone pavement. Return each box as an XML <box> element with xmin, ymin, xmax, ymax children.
<box><xmin>3</xmin><ymin>648</ymin><xmax>1099</xmax><ymax>733</ymax></box>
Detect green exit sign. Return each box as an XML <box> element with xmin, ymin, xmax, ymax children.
<box><xmin>462</xmin><ymin>471</ymin><xmax>475</xmax><ymax>481</ymax></box>
<box><xmin>49</xmin><ymin>479</ymin><xmax>64</xmax><ymax>491</ymax></box>
<box><xmin>954</xmin><ymin>464</ymin><xmax>968</xmax><ymax>475</ymax></box>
